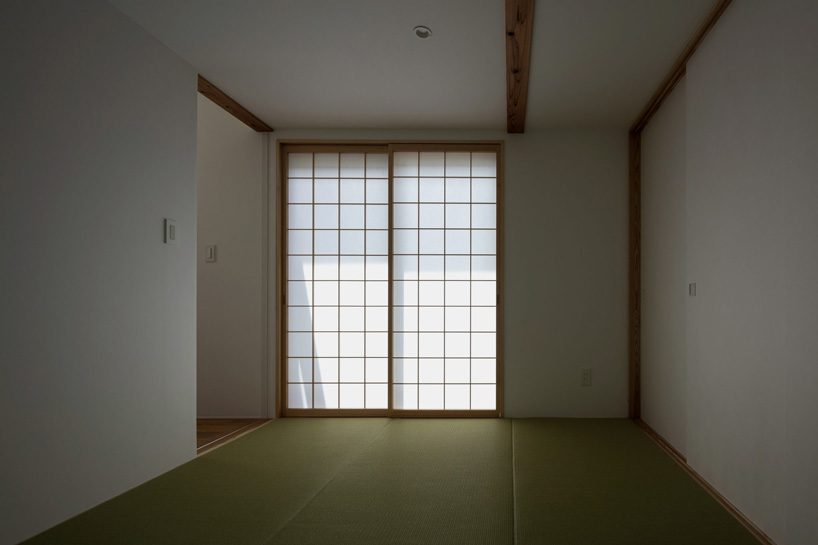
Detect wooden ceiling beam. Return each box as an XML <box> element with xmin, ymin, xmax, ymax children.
<box><xmin>197</xmin><ymin>75</ymin><xmax>273</xmax><ymax>132</ymax></box>
<box><xmin>505</xmin><ymin>0</ymin><xmax>534</xmax><ymax>134</ymax></box>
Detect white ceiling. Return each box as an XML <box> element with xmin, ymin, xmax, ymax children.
<box><xmin>527</xmin><ymin>0</ymin><xmax>715</xmax><ymax>128</ymax></box>
<box><xmin>109</xmin><ymin>0</ymin><xmax>716</xmax><ymax>130</ymax></box>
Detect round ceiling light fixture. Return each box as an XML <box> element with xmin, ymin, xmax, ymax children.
<box><xmin>413</xmin><ymin>25</ymin><xmax>432</xmax><ymax>39</ymax></box>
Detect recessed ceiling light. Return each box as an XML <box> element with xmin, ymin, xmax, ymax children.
<box><xmin>413</xmin><ymin>25</ymin><xmax>432</xmax><ymax>39</ymax></box>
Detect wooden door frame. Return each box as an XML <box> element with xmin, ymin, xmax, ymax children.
<box><xmin>627</xmin><ymin>0</ymin><xmax>733</xmax><ymax>419</ymax></box>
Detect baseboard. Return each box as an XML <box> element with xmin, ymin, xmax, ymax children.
<box><xmin>636</xmin><ymin>419</ymin><xmax>777</xmax><ymax>545</ymax></box>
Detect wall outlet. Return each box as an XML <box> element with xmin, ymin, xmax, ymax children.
<box><xmin>163</xmin><ymin>218</ymin><xmax>177</xmax><ymax>245</ymax></box>
<box><xmin>581</xmin><ymin>368</ymin><xmax>592</xmax><ymax>387</ymax></box>
<box><xmin>689</xmin><ymin>282</ymin><xmax>697</xmax><ymax>296</ymax></box>
<box><xmin>205</xmin><ymin>245</ymin><xmax>217</xmax><ymax>263</ymax></box>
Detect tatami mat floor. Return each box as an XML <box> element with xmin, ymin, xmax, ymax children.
<box><xmin>24</xmin><ymin>419</ymin><xmax>758</xmax><ymax>545</ymax></box>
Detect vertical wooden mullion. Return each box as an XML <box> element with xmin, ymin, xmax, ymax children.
<box><xmin>496</xmin><ymin>145</ymin><xmax>505</xmax><ymax>416</ymax></box>
<box><xmin>387</xmin><ymin>147</ymin><xmax>394</xmax><ymax>414</ymax></box>
<box><xmin>311</xmin><ymin>153</ymin><xmax>316</xmax><ymax>410</ymax></box>
<box><xmin>417</xmin><ymin>151</ymin><xmax>421</xmax><ymax>411</ymax></box>
<box><xmin>442</xmin><ymin>152</ymin><xmax>446</xmax><ymax>411</ymax></box>
<box><xmin>279</xmin><ymin>148</ymin><xmax>288</xmax><ymax>416</ymax></box>
<box><xmin>469</xmin><ymin>152</ymin><xmax>474</xmax><ymax>410</ymax></box>
<box><xmin>337</xmin><ymin>152</ymin><xmax>342</xmax><ymax>410</ymax></box>
<box><xmin>363</xmin><ymin>153</ymin><xmax>367</xmax><ymax>410</ymax></box>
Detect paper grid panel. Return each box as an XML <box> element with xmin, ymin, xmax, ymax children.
<box><xmin>287</xmin><ymin>152</ymin><xmax>389</xmax><ymax>409</ymax></box>
<box><xmin>392</xmin><ymin>151</ymin><xmax>497</xmax><ymax>410</ymax></box>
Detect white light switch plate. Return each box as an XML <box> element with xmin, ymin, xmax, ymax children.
<box><xmin>163</xmin><ymin>219</ymin><xmax>177</xmax><ymax>245</ymax></box>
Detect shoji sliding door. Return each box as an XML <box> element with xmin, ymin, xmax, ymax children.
<box><xmin>391</xmin><ymin>147</ymin><xmax>500</xmax><ymax>414</ymax></box>
<box><xmin>285</xmin><ymin>147</ymin><xmax>390</xmax><ymax>412</ymax></box>
<box><xmin>281</xmin><ymin>143</ymin><xmax>501</xmax><ymax>416</ymax></box>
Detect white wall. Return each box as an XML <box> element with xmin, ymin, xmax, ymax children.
<box><xmin>268</xmin><ymin>129</ymin><xmax>628</xmax><ymax>418</ymax></box>
<box><xmin>641</xmin><ymin>1</ymin><xmax>818</xmax><ymax>544</ymax></box>
<box><xmin>641</xmin><ymin>79</ymin><xmax>687</xmax><ymax>455</ymax></box>
<box><xmin>503</xmin><ymin>130</ymin><xmax>628</xmax><ymax>417</ymax></box>
<box><xmin>197</xmin><ymin>95</ymin><xmax>267</xmax><ymax>417</ymax></box>
<box><xmin>0</xmin><ymin>1</ymin><xmax>197</xmax><ymax>543</ymax></box>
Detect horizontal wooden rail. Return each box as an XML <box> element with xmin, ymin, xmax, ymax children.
<box><xmin>630</xmin><ymin>0</ymin><xmax>733</xmax><ymax>133</ymax></box>
<box><xmin>198</xmin><ymin>75</ymin><xmax>273</xmax><ymax>132</ymax></box>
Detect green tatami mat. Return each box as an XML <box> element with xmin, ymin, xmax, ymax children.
<box><xmin>512</xmin><ymin>419</ymin><xmax>759</xmax><ymax>545</ymax></box>
<box><xmin>24</xmin><ymin>418</ymin><xmax>389</xmax><ymax>545</ymax></box>
<box><xmin>266</xmin><ymin>419</ymin><xmax>514</xmax><ymax>545</ymax></box>
<box><xmin>22</xmin><ymin>418</ymin><xmax>763</xmax><ymax>545</ymax></box>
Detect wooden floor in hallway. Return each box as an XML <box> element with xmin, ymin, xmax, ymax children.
<box><xmin>197</xmin><ymin>418</ymin><xmax>269</xmax><ymax>453</ymax></box>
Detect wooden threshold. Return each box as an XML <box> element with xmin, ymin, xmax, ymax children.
<box><xmin>196</xmin><ymin>418</ymin><xmax>270</xmax><ymax>455</ymax></box>
<box><xmin>638</xmin><ymin>420</ymin><xmax>777</xmax><ymax>545</ymax></box>
<box><xmin>283</xmin><ymin>409</ymin><xmax>389</xmax><ymax>418</ymax></box>
<box><xmin>389</xmin><ymin>410</ymin><xmax>500</xmax><ymax>418</ymax></box>
<box><xmin>282</xmin><ymin>410</ymin><xmax>501</xmax><ymax>418</ymax></box>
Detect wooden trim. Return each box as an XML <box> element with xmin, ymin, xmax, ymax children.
<box><xmin>389</xmin><ymin>410</ymin><xmax>500</xmax><ymax>418</ymax></box>
<box><xmin>496</xmin><ymin>142</ymin><xmax>505</xmax><ymax>416</ymax></box>
<box><xmin>630</xmin><ymin>0</ymin><xmax>733</xmax><ymax>133</ymax></box>
<box><xmin>628</xmin><ymin>0</ymin><xmax>733</xmax><ymax>420</ymax></box>
<box><xmin>637</xmin><ymin>418</ymin><xmax>686</xmax><ymax>462</ymax></box>
<box><xmin>277</xmin><ymin>144</ymin><xmax>387</xmax><ymax>154</ymax></box>
<box><xmin>628</xmin><ymin>7</ymin><xmax>776</xmax><ymax>542</ymax></box>
<box><xmin>284</xmin><ymin>409</ymin><xmax>390</xmax><ymax>418</ymax></box>
<box><xmin>387</xmin><ymin>146</ymin><xmax>396</xmax><ymax>413</ymax></box>
<box><xmin>628</xmin><ymin>130</ymin><xmax>641</xmax><ymax>419</ymax></box>
<box><xmin>197</xmin><ymin>75</ymin><xmax>273</xmax><ymax>132</ymax></box>
<box><xmin>196</xmin><ymin>419</ymin><xmax>270</xmax><ymax>455</ymax></box>
<box><xmin>276</xmin><ymin>143</ymin><xmax>285</xmax><ymax>418</ymax></box>
<box><xmin>277</xmin><ymin>141</ymin><xmax>504</xmax><ymax>152</ymax></box>
<box><xmin>389</xmin><ymin>142</ymin><xmax>504</xmax><ymax>152</ymax></box>
<box><xmin>638</xmin><ymin>420</ymin><xmax>777</xmax><ymax>545</ymax></box>
<box><xmin>505</xmin><ymin>0</ymin><xmax>534</xmax><ymax>134</ymax></box>
<box><xmin>282</xmin><ymin>409</ymin><xmax>500</xmax><ymax>418</ymax></box>
<box><xmin>261</xmin><ymin>133</ymin><xmax>271</xmax><ymax>416</ymax></box>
